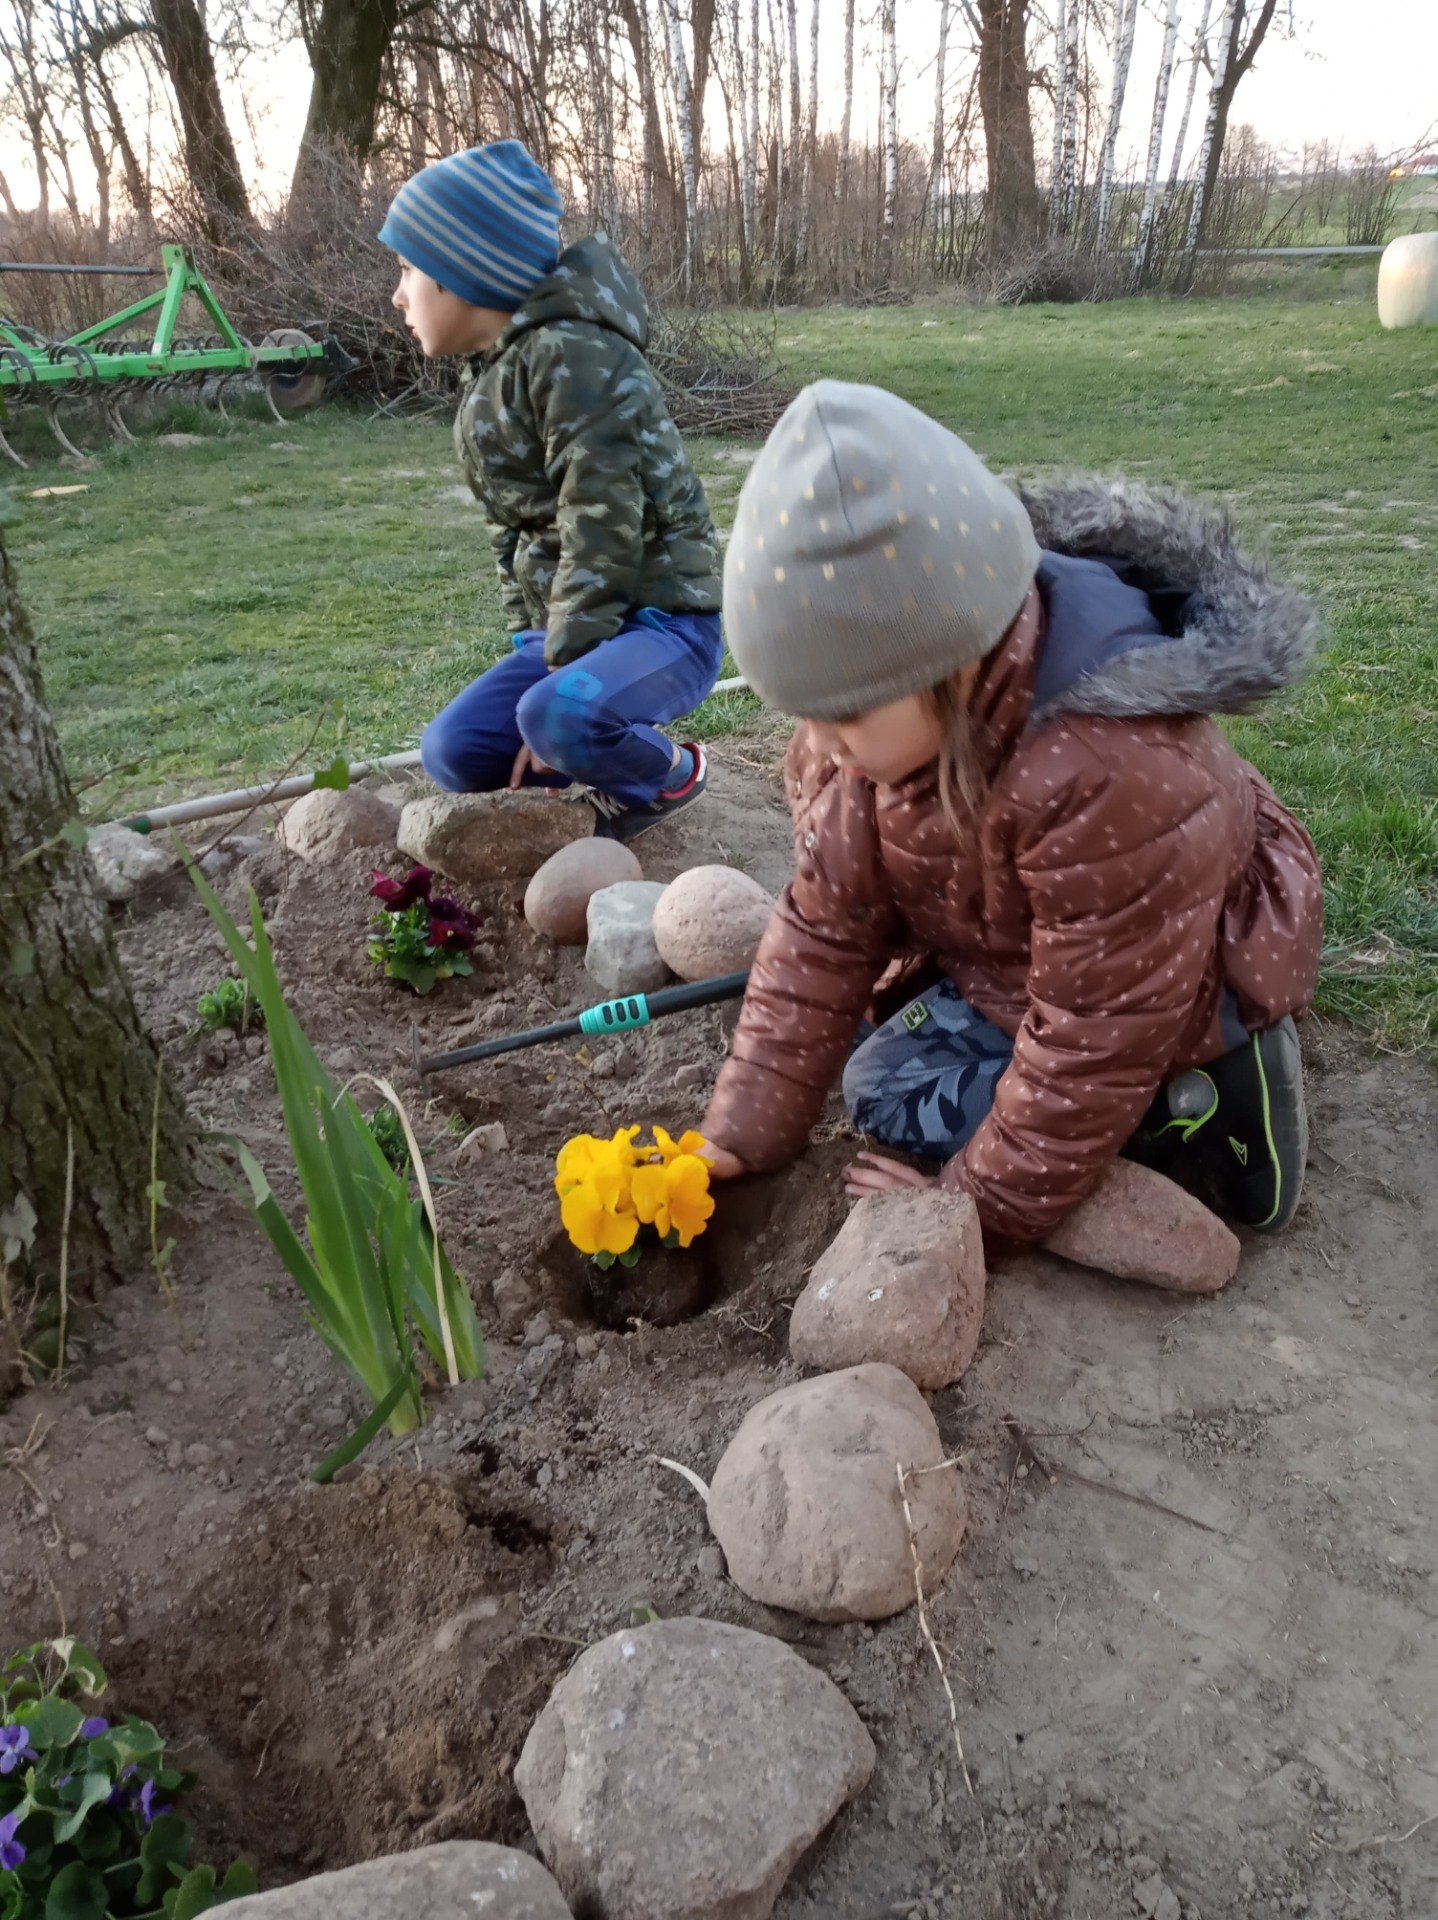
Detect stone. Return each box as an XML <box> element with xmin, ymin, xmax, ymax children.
<box><xmin>515</xmin><ymin>1616</ymin><xmax>874</xmax><ymax>1920</ymax></box>
<box><xmin>525</xmin><ymin>837</ymin><xmax>643</xmax><ymax>943</ymax></box>
<box><xmin>790</xmin><ymin>1189</ymin><xmax>986</xmax><ymax>1391</ymax></box>
<box><xmin>652</xmin><ymin>864</ymin><xmax>776</xmax><ymax>981</ymax></box>
<box><xmin>221</xmin><ymin>1842</ymin><xmax>571</xmax><ymax>1918</ymax></box>
<box><xmin>278</xmin><ymin>786</ymin><xmax>399</xmax><ymax>861</ymax></box>
<box><xmin>707</xmin><ymin>1364</ymin><xmax>968</xmax><ymax>1622</ymax></box>
<box><xmin>458</xmin><ymin>1121</ymin><xmax>509</xmax><ymax>1158</ymax></box>
<box><xmin>399</xmin><ymin>789</ymin><xmax>591</xmax><ymax>886</ymax></box>
<box><xmin>1378</xmin><ymin>231</ymin><xmax>1438</xmax><ymax>329</ymax></box>
<box><xmin>674</xmin><ymin>1062</ymin><xmax>707</xmax><ymax>1093</ymax></box>
<box><xmin>1043</xmin><ymin>1159</ymin><xmax>1239</xmax><ymax>1294</ymax></box>
<box><xmin>585</xmin><ymin>881</ymin><xmax>671</xmax><ymax>995</ymax></box>
<box><xmin>156</xmin><ymin>432</ymin><xmax>206</xmax><ymax>448</ymax></box>
<box><xmin>87</xmin><ymin>823</ymin><xmax>175</xmax><ymax>903</ymax></box>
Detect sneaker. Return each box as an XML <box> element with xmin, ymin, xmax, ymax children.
<box><xmin>590</xmin><ymin>742</ymin><xmax>708</xmax><ymax>843</ymax></box>
<box><xmin>1129</xmin><ymin>1016</ymin><xmax>1307</xmax><ymax>1232</ymax></box>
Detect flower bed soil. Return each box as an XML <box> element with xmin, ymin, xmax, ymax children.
<box><xmin>2</xmin><ymin>744</ymin><xmax>1437</xmax><ymax>1920</ymax></box>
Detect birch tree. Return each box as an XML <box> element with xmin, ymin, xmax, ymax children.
<box><xmin>1191</xmin><ymin>0</ymin><xmax>1282</xmax><ymax>250</ymax></box>
<box><xmin>1184</xmin><ymin>0</ymin><xmax>1239</xmax><ymax>254</ymax></box>
<box><xmin>1056</xmin><ymin>0</ymin><xmax>1080</xmax><ymax>233</ymax></box>
<box><xmin>1157</xmin><ymin>0</ymin><xmax>1212</xmax><ymax>236</ymax></box>
<box><xmin>662</xmin><ymin>0</ymin><xmax>700</xmax><ymax>288</ymax></box>
<box><xmin>1132</xmin><ymin>0</ymin><xmax>1181</xmax><ymax>280</ymax></box>
<box><xmin>880</xmin><ymin>0</ymin><xmax>899</xmax><ymax>280</ymax></box>
<box><xmin>837</xmin><ymin>0</ymin><xmax>856</xmax><ymax>206</ymax></box>
<box><xmin>1049</xmin><ymin>0</ymin><xmax>1067</xmax><ymax>218</ymax></box>
<box><xmin>1094</xmin><ymin>0</ymin><xmax>1140</xmax><ymax>249</ymax></box>
<box><xmin>795</xmin><ymin>0</ymin><xmax>819</xmax><ymax>266</ymax></box>
<box><xmin>930</xmin><ymin>0</ymin><xmax>951</xmax><ymax>257</ymax></box>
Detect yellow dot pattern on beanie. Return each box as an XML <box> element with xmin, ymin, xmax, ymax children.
<box><xmin>721</xmin><ymin>379</ymin><xmax>1040</xmax><ymax>720</ymax></box>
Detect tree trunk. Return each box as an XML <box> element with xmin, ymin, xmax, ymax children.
<box><xmin>1055</xmin><ymin>0</ymin><xmax>1080</xmax><ymax>233</ymax></box>
<box><xmin>1133</xmin><ymin>0</ymin><xmax>1181</xmax><ymax>282</ymax></box>
<box><xmin>290</xmin><ymin>0</ymin><xmax>405</xmax><ymax>206</ymax></box>
<box><xmin>745</xmin><ymin>0</ymin><xmax>760</xmax><ymax>250</ymax></box>
<box><xmin>837</xmin><ymin>0</ymin><xmax>855</xmax><ymax>205</ymax></box>
<box><xmin>663</xmin><ymin>0</ymin><xmax>701</xmax><ymax>289</ymax></box>
<box><xmin>1094</xmin><ymin>0</ymin><xmax>1139</xmax><ymax>250</ymax></box>
<box><xmin>0</xmin><ymin>536</ymin><xmax>190</xmax><ymax>1293</ymax></box>
<box><xmin>1156</xmin><ymin>0</ymin><xmax>1211</xmax><ymax>239</ymax></box>
<box><xmin>929</xmin><ymin>0</ymin><xmax>950</xmax><ymax>264</ymax></box>
<box><xmin>879</xmin><ymin>0</ymin><xmax>898</xmax><ymax>281</ymax></box>
<box><xmin>1191</xmin><ymin>0</ymin><xmax>1279</xmax><ymax>252</ymax></box>
<box><xmin>1184</xmin><ymin>0</ymin><xmax>1239</xmax><ymax>254</ymax></box>
<box><xmin>1049</xmin><ymin>0</ymin><xmax>1066</xmax><ymax>218</ymax></box>
<box><xmin>618</xmin><ymin>0</ymin><xmax>680</xmax><ymax>246</ymax></box>
<box><xmin>690</xmin><ymin>0</ymin><xmax>717</xmax><ymax>172</ymax></box>
<box><xmin>148</xmin><ymin>0</ymin><xmax>251</xmax><ymax>227</ymax></box>
<box><xmin>794</xmin><ymin>0</ymin><xmax>818</xmax><ymax>268</ymax></box>
<box><xmin>977</xmin><ymin>0</ymin><xmax>1042</xmax><ymax>263</ymax></box>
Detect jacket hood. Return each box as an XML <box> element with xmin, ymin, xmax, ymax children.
<box><xmin>1019</xmin><ymin>477</ymin><xmax>1320</xmax><ymax>726</ymax></box>
<box><xmin>497</xmin><ymin>234</ymin><xmax>649</xmax><ymax>353</ymax></box>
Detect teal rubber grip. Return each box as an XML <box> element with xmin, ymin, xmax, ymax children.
<box><xmin>579</xmin><ymin>995</ymin><xmax>651</xmax><ymax>1036</ymax></box>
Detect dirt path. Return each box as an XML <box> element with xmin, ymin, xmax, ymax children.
<box><xmin>1</xmin><ymin>745</ymin><xmax>1434</xmax><ymax>1920</ymax></box>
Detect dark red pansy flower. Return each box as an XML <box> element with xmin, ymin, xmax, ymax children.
<box><xmin>370</xmin><ymin>865</ymin><xmax>434</xmax><ymax>908</ymax></box>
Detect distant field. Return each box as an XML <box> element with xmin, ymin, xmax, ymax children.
<box><xmin>6</xmin><ymin>284</ymin><xmax>1436</xmax><ymax>1043</ymax></box>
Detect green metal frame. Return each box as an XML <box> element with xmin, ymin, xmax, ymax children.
<box><xmin>0</xmin><ymin>245</ymin><xmax>323</xmax><ymax>389</ymax></box>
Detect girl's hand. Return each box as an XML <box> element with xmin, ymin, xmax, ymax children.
<box><xmin>842</xmin><ymin>1150</ymin><xmax>938</xmax><ymax>1198</ymax></box>
<box><xmin>698</xmin><ymin>1141</ymin><xmax>747</xmax><ymax>1179</ymax></box>
<box><xmin>509</xmin><ymin>741</ymin><xmax>554</xmax><ymax>788</ymax></box>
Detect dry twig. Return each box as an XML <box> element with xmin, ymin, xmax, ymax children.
<box><xmin>896</xmin><ymin>1458</ymin><xmax>972</xmax><ymax>1795</ymax></box>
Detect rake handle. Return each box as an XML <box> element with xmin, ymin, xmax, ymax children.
<box><xmin>418</xmin><ymin>970</ymin><xmax>750</xmax><ymax>1074</ymax></box>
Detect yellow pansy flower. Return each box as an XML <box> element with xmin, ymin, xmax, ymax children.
<box><xmin>629</xmin><ymin>1152</ymin><xmax>714</xmax><ymax>1247</ymax></box>
<box><xmin>555</xmin><ymin>1126</ymin><xmax>641</xmax><ymax>1197</ymax></box>
<box><xmin>650</xmin><ymin>1125</ymin><xmax>709</xmax><ymax>1165</ymax></box>
<box><xmin>559</xmin><ymin>1150</ymin><xmax>639</xmax><ymax>1256</ymax></box>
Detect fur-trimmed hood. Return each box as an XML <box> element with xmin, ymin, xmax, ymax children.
<box><xmin>1018</xmin><ymin>477</ymin><xmax>1320</xmax><ymax>727</ymax></box>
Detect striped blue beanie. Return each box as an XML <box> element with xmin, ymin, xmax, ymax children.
<box><xmin>379</xmin><ymin>142</ymin><xmax>564</xmax><ymax>311</ymax></box>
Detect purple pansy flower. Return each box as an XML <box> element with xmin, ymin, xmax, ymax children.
<box><xmin>0</xmin><ymin>1807</ymin><xmax>25</xmax><ymax>1871</ymax></box>
<box><xmin>138</xmin><ymin>1778</ymin><xmax>171</xmax><ymax>1826</ymax></box>
<box><xmin>370</xmin><ymin>865</ymin><xmax>433</xmax><ymax>909</ymax></box>
<box><xmin>80</xmin><ymin>1716</ymin><xmax>109</xmax><ymax>1739</ymax></box>
<box><xmin>0</xmin><ymin>1724</ymin><xmax>36</xmax><ymax>1775</ymax></box>
<box><xmin>426</xmin><ymin>894</ymin><xmax>481</xmax><ymax>950</ymax></box>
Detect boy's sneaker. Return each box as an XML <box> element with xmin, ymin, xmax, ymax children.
<box><xmin>1128</xmin><ymin>1016</ymin><xmax>1308</xmax><ymax>1232</ymax></box>
<box><xmin>590</xmin><ymin>742</ymin><xmax>708</xmax><ymax>843</ymax></box>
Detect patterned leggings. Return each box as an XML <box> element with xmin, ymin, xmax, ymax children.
<box><xmin>843</xmin><ymin>979</ymin><xmax>1014</xmax><ymax>1159</ymax></box>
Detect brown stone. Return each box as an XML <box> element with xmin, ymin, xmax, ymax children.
<box><xmin>221</xmin><ymin>1842</ymin><xmax>571</xmax><ymax>1918</ymax></box>
<box><xmin>707</xmin><ymin>1364</ymin><xmax>968</xmax><ymax>1622</ymax></box>
<box><xmin>398</xmin><ymin>789</ymin><xmax>591</xmax><ymax>886</ymax></box>
<box><xmin>524</xmin><ymin>837</ymin><xmax>643</xmax><ymax>943</ymax></box>
<box><xmin>1044</xmin><ymin>1158</ymin><xmax>1240</xmax><ymax>1294</ymax></box>
<box><xmin>790</xmin><ymin>1188</ymin><xmax>986</xmax><ymax>1390</ymax></box>
<box><xmin>652</xmin><ymin>864</ymin><xmax>775</xmax><ymax>980</ymax></box>
<box><xmin>278</xmin><ymin>786</ymin><xmax>399</xmax><ymax>861</ymax></box>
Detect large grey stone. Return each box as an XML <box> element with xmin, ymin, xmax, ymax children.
<box><xmin>707</xmin><ymin>1364</ymin><xmax>967</xmax><ymax>1622</ymax></box>
<box><xmin>278</xmin><ymin>786</ymin><xmax>399</xmax><ymax>861</ymax></box>
<box><xmin>87</xmin><ymin>822</ymin><xmax>175</xmax><ymax>902</ymax></box>
<box><xmin>221</xmin><ymin>1843</ymin><xmax>571</xmax><ymax>1918</ymax></box>
<box><xmin>525</xmin><ymin>837</ymin><xmax>643</xmax><ymax>944</ymax></box>
<box><xmin>399</xmin><ymin>789</ymin><xmax>591</xmax><ymax>886</ymax></box>
<box><xmin>584</xmin><ymin>880</ymin><xmax>671</xmax><ymax>994</ymax></box>
<box><xmin>515</xmin><ymin>1616</ymin><xmax>874</xmax><ymax>1920</ymax></box>
<box><xmin>790</xmin><ymin>1188</ymin><xmax>986</xmax><ymax>1390</ymax></box>
<box><xmin>652</xmin><ymin>864</ymin><xmax>775</xmax><ymax>980</ymax></box>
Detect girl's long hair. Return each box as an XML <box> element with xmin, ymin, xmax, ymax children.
<box><xmin>925</xmin><ymin>664</ymin><xmax>991</xmax><ymax>854</ymax></box>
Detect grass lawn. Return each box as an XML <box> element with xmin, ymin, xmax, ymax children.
<box><xmin>6</xmin><ymin>272</ymin><xmax>1436</xmax><ymax>1045</ymax></box>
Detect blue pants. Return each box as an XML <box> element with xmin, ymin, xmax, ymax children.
<box><xmin>844</xmin><ymin>977</ymin><xmax>1256</xmax><ymax>1160</ymax></box>
<box><xmin>420</xmin><ymin>611</ymin><xmax>725</xmax><ymax>807</ymax></box>
<box><xmin>844</xmin><ymin>980</ymin><xmax>1015</xmax><ymax>1159</ymax></box>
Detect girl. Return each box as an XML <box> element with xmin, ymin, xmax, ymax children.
<box><xmin>699</xmin><ymin>381</ymin><xmax>1323</xmax><ymax>1253</ymax></box>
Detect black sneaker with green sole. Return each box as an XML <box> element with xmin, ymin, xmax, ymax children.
<box><xmin>1128</xmin><ymin>1015</ymin><xmax>1308</xmax><ymax>1232</ymax></box>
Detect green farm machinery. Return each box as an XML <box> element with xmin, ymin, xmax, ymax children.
<box><xmin>0</xmin><ymin>243</ymin><xmax>354</xmax><ymax>465</ymax></box>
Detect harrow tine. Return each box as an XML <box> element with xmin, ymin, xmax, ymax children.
<box><xmin>0</xmin><ymin>422</ymin><xmax>28</xmax><ymax>469</ymax></box>
<box><xmin>46</xmin><ymin>395</ymin><xmax>88</xmax><ymax>460</ymax></box>
<box><xmin>105</xmin><ymin>394</ymin><xmax>137</xmax><ymax>444</ymax></box>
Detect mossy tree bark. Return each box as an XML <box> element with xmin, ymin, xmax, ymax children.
<box><xmin>0</xmin><ymin>529</ymin><xmax>190</xmax><ymax>1289</ymax></box>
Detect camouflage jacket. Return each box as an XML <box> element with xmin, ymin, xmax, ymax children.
<box><xmin>454</xmin><ymin>236</ymin><xmax>723</xmax><ymax>667</ymax></box>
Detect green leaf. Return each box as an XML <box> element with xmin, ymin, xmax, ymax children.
<box><xmin>43</xmin><ymin>1863</ymin><xmax>109</xmax><ymax>1920</ymax></box>
<box><xmin>618</xmin><ymin>1246</ymin><xmax>641</xmax><ymax>1269</ymax></box>
<box><xmin>52</xmin><ymin>1771</ymin><xmax>114</xmax><ymax>1843</ymax></box>
<box><xmin>7</xmin><ymin>942</ymin><xmax>35</xmax><ymax>980</ymax></box>
<box><xmin>58</xmin><ymin>819</ymin><xmax>90</xmax><ymax>850</ymax></box>
<box><xmin>1</xmin><ymin>1192</ymin><xmax>38</xmax><ymax>1266</ymax></box>
<box><xmin>137</xmin><ymin>1814</ymin><xmax>193</xmax><ymax>1904</ymax></box>
<box><xmin>310</xmin><ymin>755</ymin><xmax>351</xmax><ymax>793</ymax></box>
<box><xmin>593</xmin><ymin>1249</ymin><xmax>615</xmax><ymax>1270</ymax></box>
<box><xmin>147</xmin><ymin>1179</ymin><xmax>169</xmax><ymax>1211</ymax></box>
<box><xmin>310</xmin><ymin>1363</ymin><xmax>416</xmax><ymax>1484</ymax></box>
<box><xmin>48</xmin><ymin>1639</ymin><xmax>107</xmax><ymax>1695</ymax></box>
<box><xmin>19</xmin><ymin>1695</ymin><xmax>84</xmax><ymax>1747</ymax></box>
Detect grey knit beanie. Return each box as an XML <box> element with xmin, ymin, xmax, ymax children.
<box><xmin>724</xmin><ymin>380</ymin><xmax>1040</xmax><ymax>719</ymax></box>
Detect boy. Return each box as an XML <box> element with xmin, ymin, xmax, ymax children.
<box><xmin>380</xmin><ymin>141</ymin><xmax>724</xmax><ymax>841</ymax></box>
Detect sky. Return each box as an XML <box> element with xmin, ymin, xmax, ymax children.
<box><xmin>3</xmin><ymin>0</ymin><xmax>1436</xmax><ymax>215</ymax></box>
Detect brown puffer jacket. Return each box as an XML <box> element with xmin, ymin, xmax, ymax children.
<box><xmin>702</xmin><ymin>480</ymin><xmax>1324</xmax><ymax>1252</ymax></box>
